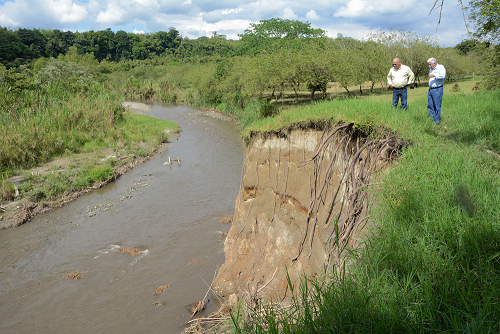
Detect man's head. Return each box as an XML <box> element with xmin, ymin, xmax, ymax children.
<box><xmin>392</xmin><ymin>58</ymin><xmax>402</xmax><ymax>69</ymax></box>
<box><xmin>427</xmin><ymin>57</ymin><xmax>437</xmax><ymax>69</ymax></box>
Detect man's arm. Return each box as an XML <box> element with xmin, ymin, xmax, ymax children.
<box><xmin>407</xmin><ymin>67</ymin><xmax>415</xmax><ymax>85</ymax></box>
<box><xmin>387</xmin><ymin>68</ymin><xmax>394</xmax><ymax>89</ymax></box>
<box><xmin>434</xmin><ymin>65</ymin><xmax>446</xmax><ymax>79</ymax></box>
<box><xmin>429</xmin><ymin>64</ymin><xmax>446</xmax><ymax>79</ymax></box>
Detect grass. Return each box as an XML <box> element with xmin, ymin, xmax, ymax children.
<box><xmin>0</xmin><ymin>79</ymin><xmax>179</xmax><ymax>206</ymax></box>
<box><xmin>8</xmin><ymin>111</ymin><xmax>178</xmax><ymax>204</ymax></box>
<box><xmin>232</xmin><ymin>83</ymin><xmax>500</xmax><ymax>333</ymax></box>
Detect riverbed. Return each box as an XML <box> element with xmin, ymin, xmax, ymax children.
<box><xmin>0</xmin><ymin>102</ymin><xmax>244</xmax><ymax>333</ymax></box>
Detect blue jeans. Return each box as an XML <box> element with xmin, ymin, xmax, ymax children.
<box><xmin>392</xmin><ymin>87</ymin><xmax>408</xmax><ymax>110</ymax></box>
<box><xmin>427</xmin><ymin>87</ymin><xmax>443</xmax><ymax>124</ymax></box>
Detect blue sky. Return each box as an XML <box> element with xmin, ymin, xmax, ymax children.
<box><xmin>0</xmin><ymin>0</ymin><xmax>472</xmax><ymax>46</ymax></box>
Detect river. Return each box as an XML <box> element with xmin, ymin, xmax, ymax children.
<box><xmin>0</xmin><ymin>102</ymin><xmax>244</xmax><ymax>333</ymax></box>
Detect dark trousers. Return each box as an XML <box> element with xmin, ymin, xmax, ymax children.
<box><xmin>427</xmin><ymin>87</ymin><xmax>443</xmax><ymax>124</ymax></box>
<box><xmin>392</xmin><ymin>87</ymin><xmax>408</xmax><ymax>110</ymax></box>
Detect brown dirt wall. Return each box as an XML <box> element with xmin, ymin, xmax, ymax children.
<box><xmin>213</xmin><ymin>125</ymin><xmax>405</xmax><ymax>302</ymax></box>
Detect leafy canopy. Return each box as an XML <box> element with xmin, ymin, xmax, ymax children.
<box><xmin>237</xmin><ymin>18</ymin><xmax>326</xmax><ymax>55</ymax></box>
<box><xmin>469</xmin><ymin>0</ymin><xmax>500</xmax><ymax>42</ymax></box>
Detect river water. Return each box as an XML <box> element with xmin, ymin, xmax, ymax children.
<box><xmin>0</xmin><ymin>103</ymin><xmax>244</xmax><ymax>333</ymax></box>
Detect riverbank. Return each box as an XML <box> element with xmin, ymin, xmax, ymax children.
<box><xmin>213</xmin><ymin>87</ymin><xmax>500</xmax><ymax>333</ymax></box>
<box><xmin>0</xmin><ymin>102</ymin><xmax>179</xmax><ymax>229</ymax></box>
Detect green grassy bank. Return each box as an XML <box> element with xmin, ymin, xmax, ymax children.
<box><xmin>232</xmin><ymin>84</ymin><xmax>500</xmax><ymax>333</ymax></box>
<box><xmin>0</xmin><ymin>67</ymin><xmax>178</xmax><ymax>206</ymax></box>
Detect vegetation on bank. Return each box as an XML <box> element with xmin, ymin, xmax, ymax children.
<box><xmin>229</xmin><ymin>82</ymin><xmax>500</xmax><ymax>333</ymax></box>
<box><xmin>0</xmin><ymin>62</ymin><xmax>178</xmax><ymax>206</ymax></box>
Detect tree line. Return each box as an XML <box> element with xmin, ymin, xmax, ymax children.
<box><xmin>193</xmin><ymin>26</ymin><xmax>479</xmax><ymax>110</ymax></box>
<box><xmin>0</xmin><ymin>26</ymin><xmax>239</xmax><ymax>68</ymax></box>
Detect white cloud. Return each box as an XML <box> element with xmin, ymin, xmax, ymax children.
<box><xmin>0</xmin><ymin>0</ymin><xmax>469</xmax><ymax>46</ymax></box>
<box><xmin>95</xmin><ymin>4</ymin><xmax>127</xmax><ymax>25</ymax></box>
<box><xmin>221</xmin><ymin>8</ymin><xmax>244</xmax><ymax>15</ymax></box>
<box><xmin>306</xmin><ymin>10</ymin><xmax>319</xmax><ymax>20</ymax></box>
<box><xmin>334</xmin><ymin>0</ymin><xmax>373</xmax><ymax>18</ymax></box>
<box><xmin>132</xmin><ymin>0</ymin><xmax>160</xmax><ymax>8</ymax></box>
<box><xmin>133</xmin><ymin>29</ymin><xmax>146</xmax><ymax>34</ymax></box>
<box><xmin>0</xmin><ymin>12</ymin><xmax>19</xmax><ymax>26</ymax></box>
<box><xmin>155</xmin><ymin>13</ymin><xmax>250</xmax><ymax>39</ymax></box>
<box><xmin>282</xmin><ymin>8</ymin><xmax>297</xmax><ymax>19</ymax></box>
<box><xmin>58</xmin><ymin>3</ymin><xmax>88</xmax><ymax>24</ymax></box>
<box><xmin>334</xmin><ymin>0</ymin><xmax>410</xmax><ymax>18</ymax></box>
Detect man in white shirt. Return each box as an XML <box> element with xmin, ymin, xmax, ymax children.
<box><xmin>427</xmin><ymin>57</ymin><xmax>446</xmax><ymax>125</ymax></box>
<box><xmin>387</xmin><ymin>58</ymin><xmax>415</xmax><ymax>111</ymax></box>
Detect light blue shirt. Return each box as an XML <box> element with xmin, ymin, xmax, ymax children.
<box><xmin>429</xmin><ymin>63</ymin><xmax>446</xmax><ymax>87</ymax></box>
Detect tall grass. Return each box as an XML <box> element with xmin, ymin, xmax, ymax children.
<box><xmin>233</xmin><ymin>87</ymin><xmax>500</xmax><ymax>333</ymax></box>
<box><xmin>0</xmin><ymin>82</ymin><xmax>122</xmax><ymax>172</ymax></box>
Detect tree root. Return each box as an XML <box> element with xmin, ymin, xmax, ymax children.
<box><xmin>291</xmin><ymin>123</ymin><xmax>406</xmax><ymax>267</ymax></box>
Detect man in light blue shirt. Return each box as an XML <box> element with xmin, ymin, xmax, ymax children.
<box><xmin>427</xmin><ymin>57</ymin><xmax>446</xmax><ymax>124</ymax></box>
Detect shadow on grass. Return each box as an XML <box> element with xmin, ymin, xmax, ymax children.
<box><xmin>445</xmin><ymin>117</ymin><xmax>500</xmax><ymax>150</ymax></box>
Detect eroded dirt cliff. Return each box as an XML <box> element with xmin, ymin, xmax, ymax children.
<box><xmin>213</xmin><ymin>123</ymin><xmax>405</xmax><ymax>301</ymax></box>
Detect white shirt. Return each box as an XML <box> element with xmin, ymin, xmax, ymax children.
<box><xmin>387</xmin><ymin>65</ymin><xmax>415</xmax><ymax>89</ymax></box>
<box><xmin>429</xmin><ymin>63</ymin><xmax>446</xmax><ymax>87</ymax></box>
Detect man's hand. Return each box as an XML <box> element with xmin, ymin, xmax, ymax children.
<box><xmin>409</xmin><ymin>83</ymin><xmax>417</xmax><ymax>89</ymax></box>
<box><xmin>387</xmin><ymin>84</ymin><xmax>394</xmax><ymax>91</ymax></box>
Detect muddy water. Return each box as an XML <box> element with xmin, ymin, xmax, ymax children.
<box><xmin>0</xmin><ymin>103</ymin><xmax>244</xmax><ymax>334</ymax></box>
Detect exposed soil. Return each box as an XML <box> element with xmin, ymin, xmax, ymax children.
<box><xmin>120</xmin><ymin>246</ymin><xmax>146</xmax><ymax>255</ymax></box>
<box><xmin>0</xmin><ymin>102</ymin><xmax>175</xmax><ymax>230</ymax></box>
<box><xmin>217</xmin><ymin>216</ymin><xmax>232</xmax><ymax>224</ymax></box>
<box><xmin>65</xmin><ymin>271</ymin><xmax>86</xmax><ymax>280</ymax></box>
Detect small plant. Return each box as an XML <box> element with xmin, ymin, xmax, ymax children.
<box><xmin>451</xmin><ymin>83</ymin><xmax>461</xmax><ymax>92</ymax></box>
<box><xmin>1</xmin><ymin>173</ymin><xmax>16</xmax><ymax>202</ymax></box>
<box><xmin>29</xmin><ymin>188</ymin><xmax>46</xmax><ymax>202</ymax></box>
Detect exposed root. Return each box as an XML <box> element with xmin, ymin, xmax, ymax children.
<box><xmin>291</xmin><ymin>123</ymin><xmax>406</xmax><ymax>267</ymax></box>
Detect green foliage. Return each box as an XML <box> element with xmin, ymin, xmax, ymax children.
<box><xmin>468</xmin><ymin>0</ymin><xmax>500</xmax><ymax>89</ymax></box>
<box><xmin>83</xmin><ymin>165</ymin><xmax>115</xmax><ymax>185</ymax></box>
<box><xmin>239</xmin><ymin>99</ymin><xmax>276</xmax><ymax>128</ymax></box>
<box><xmin>35</xmin><ymin>58</ymin><xmax>96</xmax><ymax>92</ymax></box>
<box><xmin>455</xmin><ymin>39</ymin><xmax>481</xmax><ymax>55</ymax></box>
<box><xmin>0</xmin><ymin>63</ymin><xmax>122</xmax><ymax>172</ymax></box>
<box><xmin>469</xmin><ymin>0</ymin><xmax>500</xmax><ymax>43</ymax></box>
<box><xmin>1</xmin><ymin>172</ymin><xmax>16</xmax><ymax>202</ymax></box>
<box><xmin>0</xmin><ymin>27</ymin><xmax>30</xmax><ymax>68</ymax></box>
<box><xmin>237</xmin><ymin>18</ymin><xmax>326</xmax><ymax>55</ymax></box>
<box><xmin>366</xmin><ymin>29</ymin><xmax>439</xmax><ymax>82</ymax></box>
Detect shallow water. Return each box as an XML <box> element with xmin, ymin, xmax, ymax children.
<box><xmin>0</xmin><ymin>103</ymin><xmax>244</xmax><ymax>333</ymax></box>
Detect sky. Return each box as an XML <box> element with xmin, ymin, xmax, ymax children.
<box><xmin>0</xmin><ymin>0</ymin><xmax>472</xmax><ymax>47</ymax></box>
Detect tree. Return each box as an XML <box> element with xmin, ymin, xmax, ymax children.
<box><xmin>467</xmin><ymin>0</ymin><xmax>500</xmax><ymax>89</ymax></box>
<box><xmin>0</xmin><ymin>27</ymin><xmax>29</xmax><ymax>68</ymax></box>
<box><xmin>366</xmin><ymin>29</ymin><xmax>439</xmax><ymax>83</ymax></box>
<box><xmin>361</xmin><ymin>40</ymin><xmax>390</xmax><ymax>92</ymax></box>
<box><xmin>114</xmin><ymin>30</ymin><xmax>131</xmax><ymax>60</ymax></box>
<box><xmin>43</xmin><ymin>29</ymin><xmax>74</xmax><ymax>58</ymax></box>
<box><xmin>237</xmin><ymin>18</ymin><xmax>325</xmax><ymax>55</ymax></box>
<box><xmin>469</xmin><ymin>0</ymin><xmax>500</xmax><ymax>42</ymax></box>
<box><xmin>15</xmin><ymin>28</ymin><xmax>47</xmax><ymax>58</ymax></box>
<box><xmin>455</xmin><ymin>39</ymin><xmax>480</xmax><ymax>55</ymax></box>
